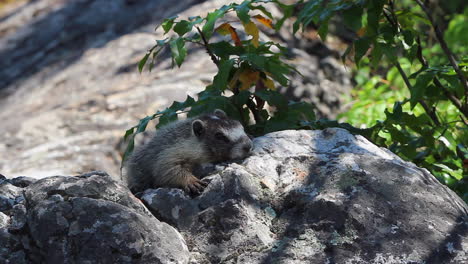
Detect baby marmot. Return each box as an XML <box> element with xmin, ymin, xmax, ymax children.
<box><xmin>124</xmin><ymin>109</ymin><xmax>253</xmax><ymax>194</ymax></box>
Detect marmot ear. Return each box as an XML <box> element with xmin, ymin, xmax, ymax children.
<box><xmin>192</xmin><ymin>119</ymin><xmax>205</xmax><ymax>137</ymax></box>
<box><xmin>213</xmin><ymin>109</ymin><xmax>227</xmax><ymax>119</ymax></box>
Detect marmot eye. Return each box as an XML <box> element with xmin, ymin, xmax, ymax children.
<box><xmin>215</xmin><ymin>132</ymin><xmax>230</xmax><ymax>143</ymax></box>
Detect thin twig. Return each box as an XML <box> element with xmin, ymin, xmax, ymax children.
<box><xmin>196</xmin><ymin>26</ymin><xmax>219</xmax><ymax>67</ymax></box>
<box><xmin>415</xmin><ymin>0</ymin><xmax>468</xmax><ymax>106</ymax></box>
<box><xmin>415</xmin><ymin>37</ymin><xmax>468</xmax><ymax>118</ymax></box>
<box><xmin>395</xmin><ymin>62</ymin><xmax>441</xmax><ymax>125</ymax></box>
<box><xmin>382</xmin><ymin>11</ymin><xmax>441</xmax><ymax>125</ymax></box>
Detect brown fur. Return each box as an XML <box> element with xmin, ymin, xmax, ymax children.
<box><xmin>123</xmin><ymin>110</ymin><xmax>252</xmax><ymax>194</ymax></box>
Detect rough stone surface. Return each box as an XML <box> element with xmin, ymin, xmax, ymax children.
<box><xmin>1</xmin><ymin>129</ymin><xmax>467</xmax><ymax>263</ymax></box>
<box><xmin>140</xmin><ymin>128</ymin><xmax>468</xmax><ymax>264</ymax></box>
<box><xmin>0</xmin><ymin>0</ymin><xmax>351</xmax><ymax>179</ymax></box>
<box><xmin>0</xmin><ymin>171</ymin><xmax>189</xmax><ymax>264</ymax></box>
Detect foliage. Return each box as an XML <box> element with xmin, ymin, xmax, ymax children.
<box><xmin>126</xmin><ymin>0</ymin><xmax>467</xmax><ymax>202</ymax></box>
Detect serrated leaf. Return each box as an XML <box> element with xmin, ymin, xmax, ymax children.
<box><xmin>169</xmin><ymin>38</ymin><xmax>187</xmax><ymax>67</ymax></box>
<box><xmin>288</xmin><ymin>101</ymin><xmax>316</xmax><ymax>121</ymax></box>
<box><xmin>370</xmin><ymin>42</ymin><xmax>383</xmax><ymax>68</ymax></box>
<box><xmin>235</xmin><ymin>0</ymin><xmax>250</xmax><ymax>24</ymax></box>
<box><xmin>138</xmin><ymin>52</ymin><xmax>150</xmax><ymax>73</ymax></box>
<box><xmin>343</xmin><ymin>5</ymin><xmax>363</xmax><ymax>32</ymax></box>
<box><xmin>251</xmin><ymin>4</ymin><xmax>273</xmax><ymax>19</ymax></box>
<box><xmin>161</xmin><ymin>16</ymin><xmax>178</xmax><ymax>34</ymax></box>
<box><xmin>213</xmin><ymin>59</ymin><xmax>235</xmax><ymax>90</ymax></box>
<box><xmin>317</xmin><ymin>20</ymin><xmax>329</xmax><ymax>41</ymax></box>
<box><xmin>123</xmin><ymin>127</ymin><xmax>136</xmax><ymax>142</ymax></box>
<box><xmin>122</xmin><ymin>137</ymin><xmax>135</xmax><ymax>165</ymax></box>
<box><xmin>255</xmin><ymin>89</ymin><xmax>288</xmax><ymax>111</ymax></box>
<box><xmin>253</xmin><ymin>14</ymin><xmax>273</xmax><ymax>29</ymax></box>
<box><xmin>381</xmin><ymin>44</ymin><xmax>397</xmax><ymax>63</ymax></box>
<box><xmin>341</xmin><ymin>43</ymin><xmax>353</xmax><ymax>64</ymax></box>
<box><xmin>410</xmin><ymin>72</ymin><xmax>435</xmax><ymax>109</ymax></box>
<box><xmin>239</xmin><ymin>68</ymin><xmax>260</xmax><ymax>90</ymax></box>
<box><xmin>202</xmin><ymin>5</ymin><xmax>232</xmax><ymax>40</ymax></box>
<box><xmin>136</xmin><ymin>116</ymin><xmax>152</xmax><ymax>133</ymax></box>
<box><xmin>243</xmin><ymin>21</ymin><xmax>260</xmax><ymax>47</ymax></box>
<box><xmin>173</xmin><ymin>20</ymin><xmax>192</xmax><ymax>36</ymax></box>
<box><xmin>275</xmin><ymin>3</ymin><xmax>294</xmax><ymax>31</ymax></box>
<box><xmin>215</xmin><ymin>23</ymin><xmax>242</xmax><ymax>46</ymax></box>
<box><xmin>265</xmin><ymin>59</ymin><xmax>290</xmax><ymax>86</ymax></box>
<box><xmin>157</xmin><ymin>111</ymin><xmax>178</xmax><ymax>128</ymax></box>
<box><xmin>354</xmin><ymin>37</ymin><xmax>371</xmax><ymax>64</ymax></box>
<box><xmin>210</xmin><ymin>42</ymin><xmax>243</xmax><ymax>60</ymax></box>
<box><xmin>263</xmin><ymin>77</ymin><xmax>275</xmax><ymax>90</ymax></box>
<box><xmin>366</xmin><ymin>0</ymin><xmax>385</xmax><ymax>36</ymax></box>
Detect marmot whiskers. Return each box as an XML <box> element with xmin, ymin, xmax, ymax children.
<box><xmin>124</xmin><ymin>109</ymin><xmax>253</xmax><ymax>194</ymax></box>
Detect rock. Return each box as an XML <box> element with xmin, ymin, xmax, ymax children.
<box><xmin>141</xmin><ymin>128</ymin><xmax>467</xmax><ymax>263</ymax></box>
<box><xmin>0</xmin><ymin>171</ymin><xmax>190</xmax><ymax>264</ymax></box>
<box><xmin>0</xmin><ymin>130</ymin><xmax>466</xmax><ymax>263</ymax></box>
<box><xmin>0</xmin><ymin>0</ymin><xmax>352</xmax><ymax>179</ymax></box>
<box><xmin>0</xmin><ymin>179</ymin><xmax>24</xmax><ymax>212</ymax></box>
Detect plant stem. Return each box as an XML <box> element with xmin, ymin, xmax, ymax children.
<box><xmin>196</xmin><ymin>26</ymin><xmax>219</xmax><ymax>67</ymax></box>
<box><xmin>415</xmin><ymin>0</ymin><xmax>468</xmax><ymax>106</ymax></box>
<box><xmin>415</xmin><ymin>37</ymin><xmax>468</xmax><ymax>118</ymax></box>
<box><xmin>395</xmin><ymin>62</ymin><xmax>441</xmax><ymax>126</ymax></box>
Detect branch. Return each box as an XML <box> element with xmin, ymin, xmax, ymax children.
<box><xmin>395</xmin><ymin>62</ymin><xmax>441</xmax><ymax>126</ymax></box>
<box><xmin>196</xmin><ymin>26</ymin><xmax>219</xmax><ymax>67</ymax></box>
<box><xmin>415</xmin><ymin>37</ymin><xmax>468</xmax><ymax>118</ymax></box>
<box><xmin>415</xmin><ymin>0</ymin><xmax>468</xmax><ymax>105</ymax></box>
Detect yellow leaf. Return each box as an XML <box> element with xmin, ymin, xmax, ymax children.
<box><xmin>228</xmin><ymin>68</ymin><xmax>242</xmax><ymax>90</ymax></box>
<box><xmin>215</xmin><ymin>23</ymin><xmax>242</xmax><ymax>46</ymax></box>
<box><xmin>243</xmin><ymin>21</ymin><xmax>259</xmax><ymax>47</ymax></box>
<box><xmin>253</xmin><ymin>14</ymin><xmax>273</xmax><ymax>29</ymax></box>
<box><xmin>238</xmin><ymin>69</ymin><xmax>259</xmax><ymax>91</ymax></box>
<box><xmin>357</xmin><ymin>27</ymin><xmax>366</xmax><ymax>37</ymax></box>
<box><xmin>263</xmin><ymin>77</ymin><xmax>275</xmax><ymax>90</ymax></box>
<box><xmin>215</xmin><ymin>23</ymin><xmax>232</xmax><ymax>35</ymax></box>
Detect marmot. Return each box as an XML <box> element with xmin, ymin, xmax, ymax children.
<box><xmin>123</xmin><ymin>109</ymin><xmax>253</xmax><ymax>194</ymax></box>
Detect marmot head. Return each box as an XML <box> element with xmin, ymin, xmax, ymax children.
<box><xmin>191</xmin><ymin>109</ymin><xmax>253</xmax><ymax>162</ymax></box>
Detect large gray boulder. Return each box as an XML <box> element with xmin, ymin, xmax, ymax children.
<box><xmin>1</xmin><ymin>130</ymin><xmax>466</xmax><ymax>263</ymax></box>
<box><xmin>142</xmin><ymin>128</ymin><xmax>468</xmax><ymax>263</ymax></box>
<box><xmin>0</xmin><ymin>172</ymin><xmax>189</xmax><ymax>264</ymax></box>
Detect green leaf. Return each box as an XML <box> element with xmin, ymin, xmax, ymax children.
<box><xmin>370</xmin><ymin>42</ymin><xmax>383</xmax><ymax>68</ymax></box>
<box><xmin>169</xmin><ymin>37</ymin><xmax>187</xmax><ymax>67</ymax></box>
<box><xmin>343</xmin><ymin>5</ymin><xmax>363</xmax><ymax>32</ymax></box>
<box><xmin>264</xmin><ymin>58</ymin><xmax>291</xmax><ymax>86</ymax></box>
<box><xmin>157</xmin><ymin>111</ymin><xmax>178</xmax><ymax>128</ymax></box>
<box><xmin>161</xmin><ymin>16</ymin><xmax>178</xmax><ymax>34</ymax></box>
<box><xmin>275</xmin><ymin>3</ymin><xmax>294</xmax><ymax>31</ymax></box>
<box><xmin>410</xmin><ymin>72</ymin><xmax>435</xmax><ymax>109</ymax></box>
<box><xmin>250</xmin><ymin>4</ymin><xmax>273</xmax><ymax>19</ymax></box>
<box><xmin>122</xmin><ymin>137</ymin><xmax>135</xmax><ymax>165</ymax></box>
<box><xmin>255</xmin><ymin>90</ymin><xmax>288</xmax><ymax>112</ymax></box>
<box><xmin>317</xmin><ymin>19</ymin><xmax>329</xmax><ymax>41</ymax></box>
<box><xmin>381</xmin><ymin>44</ymin><xmax>397</xmax><ymax>63</ymax></box>
<box><xmin>288</xmin><ymin>101</ymin><xmax>316</xmax><ymax>121</ymax></box>
<box><xmin>123</xmin><ymin>127</ymin><xmax>136</xmax><ymax>142</ymax></box>
<box><xmin>210</xmin><ymin>42</ymin><xmax>244</xmax><ymax>59</ymax></box>
<box><xmin>173</xmin><ymin>20</ymin><xmax>192</xmax><ymax>36</ymax></box>
<box><xmin>354</xmin><ymin>37</ymin><xmax>371</xmax><ymax>65</ymax></box>
<box><xmin>136</xmin><ymin>116</ymin><xmax>152</xmax><ymax>133</ymax></box>
<box><xmin>366</xmin><ymin>0</ymin><xmax>385</xmax><ymax>36</ymax></box>
<box><xmin>235</xmin><ymin>0</ymin><xmax>250</xmax><ymax>24</ymax></box>
<box><xmin>138</xmin><ymin>52</ymin><xmax>150</xmax><ymax>73</ymax></box>
<box><xmin>213</xmin><ymin>59</ymin><xmax>235</xmax><ymax>90</ymax></box>
<box><xmin>342</xmin><ymin>43</ymin><xmax>353</xmax><ymax>64</ymax></box>
<box><xmin>202</xmin><ymin>5</ymin><xmax>232</xmax><ymax>40</ymax></box>
<box><xmin>240</xmin><ymin>53</ymin><xmax>267</xmax><ymax>70</ymax></box>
